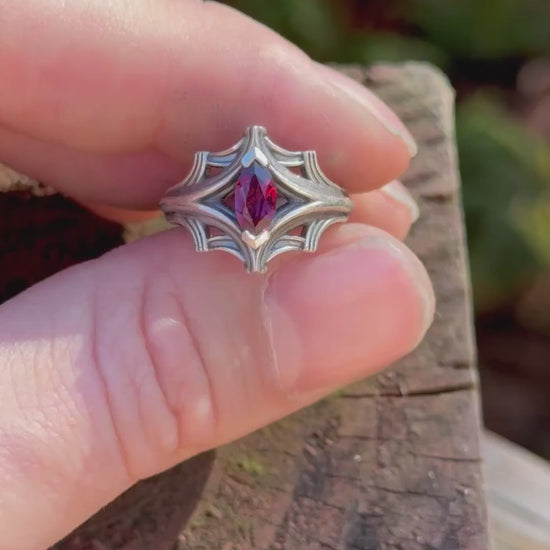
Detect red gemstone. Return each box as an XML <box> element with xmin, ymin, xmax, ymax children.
<box><xmin>234</xmin><ymin>162</ymin><xmax>276</xmax><ymax>232</ymax></box>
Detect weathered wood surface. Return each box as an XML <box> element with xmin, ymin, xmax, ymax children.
<box><xmin>0</xmin><ymin>62</ymin><xmax>489</xmax><ymax>549</ymax></box>
<box><xmin>176</xmin><ymin>63</ymin><xmax>489</xmax><ymax>550</ymax></box>
<box><xmin>52</xmin><ymin>454</ymin><xmax>215</xmax><ymax>550</ymax></box>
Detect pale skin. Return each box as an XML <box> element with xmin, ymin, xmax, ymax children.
<box><xmin>0</xmin><ymin>1</ymin><xmax>435</xmax><ymax>549</ymax></box>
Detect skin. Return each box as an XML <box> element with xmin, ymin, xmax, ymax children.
<box><xmin>0</xmin><ymin>1</ymin><xmax>435</xmax><ymax>549</ymax></box>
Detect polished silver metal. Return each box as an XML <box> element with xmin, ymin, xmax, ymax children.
<box><xmin>160</xmin><ymin>126</ymin><xmax>352</xmax><ymax>273</ymax></box>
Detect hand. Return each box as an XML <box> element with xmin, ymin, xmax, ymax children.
<box><xmin>0</xmin><ymin>2</ymin><xmax>434</xmax><ymax>549</ymax></box>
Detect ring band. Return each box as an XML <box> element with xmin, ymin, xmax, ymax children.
<box><xmin>160</xmin><ymin>126</ymin><xmax>352</xmax><ymax>273</ymax></box>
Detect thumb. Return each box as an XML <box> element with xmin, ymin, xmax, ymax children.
<box><xmin>0</xmin><ymin>224</ymin><xmax>433</xmax><ymax>550</ymax></box>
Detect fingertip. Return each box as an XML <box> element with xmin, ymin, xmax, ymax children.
<box><xmin>314</xmin><ymin>64</ymin><xmax>417</xmax><ymax>157</ymax></box>
<box><xmin>349</xmin><ymin>181</ymin><xmax>419</xmax><ymax>240</ymax></box>
<box><xmin>265</xmin><ymin>224</ymin><xmax>434</xmax><ymax>396</ymax></box>
<box><xmin>379</xmin><ymin>180</ymin><xmax>420</xmax><ymax>223</ymax></box>
<box><xmin>312</xmin><ymin>64</ymin><xmax>415</xmax><ymax>184</ymax></box>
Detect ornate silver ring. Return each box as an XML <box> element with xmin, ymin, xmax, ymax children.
<box><xmin>160</xmin><ymin>126</ymin><xmax>352</xmax><ymax>273</ymax></box>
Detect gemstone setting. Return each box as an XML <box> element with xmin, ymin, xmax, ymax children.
<box><xmin>234</xmin><ymin>162</ymin><xmax>276</xmax><ymax>233</ymax></box>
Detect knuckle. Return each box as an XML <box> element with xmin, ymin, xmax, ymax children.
<box><xmin>86</xmin><ymin>249</ymin><xmax>218</xmax><ymax>479</ymax></box>
<box><xmin>140</xmin><ymin>275</ymin><xmax>220</xmax><ymax>452</ymax></box>
<box><xmin>125</xmin><ymin>277</ymin><xmax>217</xmax><ymax>474</ymax></box>
<box><xmin>93</xmin><ymin>273</ymin><xmax>219</xmax><ymax>479</ymax></box>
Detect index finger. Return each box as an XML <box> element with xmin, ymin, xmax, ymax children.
<box><xmin>0</xmin><ymin>0</ymin><xmax>416</xmax><ymax>208</ymax></box>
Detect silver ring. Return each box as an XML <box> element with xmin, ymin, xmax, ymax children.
<box><xmin>160</xmin><ymin>125</ymin><xmax>352</xmax><ymax>273</ymax></box>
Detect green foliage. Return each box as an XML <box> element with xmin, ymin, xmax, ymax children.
<box><xmin>410</xmin><ymin>0</ymin><xmax>550</xmax><ymax>59</ymax></box>
<box><xmin>227</xmin><ymin>0</ymin><xmax>450</xmax><ymax>66</ymax></box>
<box><xmin>349</xmin><ymin>32</ymin><xmax>449</xmax><ymax>68</ymax></box>
<box><xmin>228</xmin><ymin>0</ymin><xmax>550</xmax><ymax>62</ymax></box>
<box><xmin>457</xmin><ymin>96</ymin><xmax>550</xmax><ymax>308</ymax></box>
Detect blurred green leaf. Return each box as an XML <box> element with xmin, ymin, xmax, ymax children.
<box><xmin>513</xmin><ymin>191</ymin><xmax>550</xmax><ymax>268</ymax></box>
<box><xmin>410</xmin><ymin>0</ymin><xmax>550</xmax><ymax>59</ymax></box>
<box><xmin>457</xmin><ymin>95</ymin><xmax>550</xmax><ymax>309</ymax></box>
<box><xmin>351</xmin><ymin>32</ymin><xmax>449</xmax><ymax>68</ymax></box>
<box><xmin>467</xmin><ymin>213</ymin><xmax>539</xmax><ymax>309</ymax></box>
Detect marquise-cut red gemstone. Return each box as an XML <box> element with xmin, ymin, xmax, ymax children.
<box><xmin>234</xmin><ymin>162</ymin><xmax>276</xmax><ymax>232</ymax></box>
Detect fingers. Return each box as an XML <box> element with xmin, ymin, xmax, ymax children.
<box><xmin>0</xmin><ymin>125</ymin><xmax>185</xmax><ymax>209</ymax></box>
<box><xmin>0</xmin><ymin>224</ymin><xmax>434</xmax><ymax>550</ymax></box>
<box><xmin>350</xmin><ymin>180</ymin><xmax>420</xmax><ymax>240</ymax></box>
<box><xmin>0</xmin><ymin>0</ymin><xmax>415</xmax><ymax>208</ymax></box>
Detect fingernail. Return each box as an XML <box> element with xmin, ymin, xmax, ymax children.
<box><xmin>380</xmin><ymin>180</ymin><xmax>420</xmax><ymax>223</ymax></box>
<box><xmin>347</xmin><ymin>233</ymin><xmax>434</xmax><ymax>340</ymax></box>
<box><xmin>317</xmin><ymin>64</ymin><xmax>418</xmax><ymax>157</ymax></box>
<box><xmin>360</xmin><ymin>88</ymin><xmax>418</xmax><ymax>158</ymax></box>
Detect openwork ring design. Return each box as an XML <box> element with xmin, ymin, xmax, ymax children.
<box><xmin>160</xmin><ymin>126</ymin><xmax>352</xmax><ymax>273</ymax></box>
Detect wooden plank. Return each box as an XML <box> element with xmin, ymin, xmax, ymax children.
<box><xmin>483</xmin><ymin>431</ymin><xmax>550</xmax><ymax>550</ymax></box>
<box><xmin>178</xmin><ymin>63</ymin><xmax>490</xmax><ymax>550</ymax></box>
